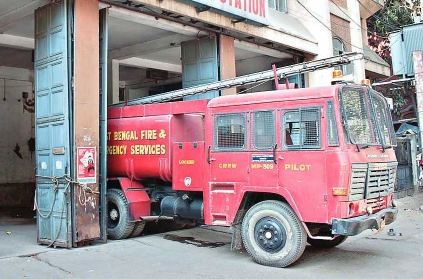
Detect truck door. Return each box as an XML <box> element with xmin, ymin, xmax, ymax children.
<box><xmin>208</xmin><ymin>112</ymin><xmax>249</xmax><ymax>225</ymax></box>
<box><xmin>278</xmin><ymin>107</ymin><xmax>328</xmax><ymax>222</ymax></box>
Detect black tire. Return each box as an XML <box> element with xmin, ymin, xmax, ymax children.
<box><xmin>130</xmin><ymin>221</ymin><xmax>146</xmax><ymax>237</ymax></box>
<box><xmin>307</xmin><ymin>235</ymin><xmax>348</xmax><ymax>248</ymax></box>
<box><xmin>107</xmin><ymin>189</ymin><xmax>135</xmax><ymax>240</ymax></box>
<box><xmin>241</xmin><ymin>200</ymin><xmax>306</xmax><ymax>268</ymax></box>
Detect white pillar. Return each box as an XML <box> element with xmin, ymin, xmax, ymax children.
<box><xmin>107</xmin><ymin>59</ymin><xmax>120</xmax><ymax>104</ymax></box>
<box><xmin>348</xmin><ymin>0</ymin><xmax>365</xmax><ymax>83</ymax></box>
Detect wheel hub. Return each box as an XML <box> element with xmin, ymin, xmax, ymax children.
<box><xmin>254</xmin><ymin>217</ymin><xmax>286</xmax><ymax>253</ymax></box>
<box><xmin>110</xmin><ymin>209</ymin><xmax>119</xmax><ymax>221</ymax></box>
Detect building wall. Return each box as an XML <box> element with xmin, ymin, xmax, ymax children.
<box><xmin>332</xmin><ymin>0</ymin><xmax>348</xmax><ymax>9</ymax></box>
<box><xmin>106</xmin><ymin>0</ymin><xmax>377</xmax><ymax>104</ymax></box>
<box><xmin>330</xmin><ymin>14</ymin><xmax>352</xmax><ymax>52</ymax></box>
<box><xmin>347</xmin><ymin>0</ymin><xmax>366</xmax><ymax>83</ymax></box>
<box><xmin>137</xmin><ymin>0</ymin><xmax>318</xmax><ymax>54</ymax></box>
<box><xmin>289</xmin><ymin>0</ymin><xmax>334</xmax><ymax>86</ymax></box>
<box><xmin>329</xmin><ymin>0</ymin><xmax>366</xmax><ymax>82</ymax></box>
<box><xmin>129</xmin><ymin>87</ymin><xmax>149</xmax><ymax>99</ymax></box>
<box><xmin>111</xmin><ymin>0</ymin><xmax>373</xmax><ymax>93</ymax></box>
<box><xmin>236</xmin><ymin>56</ymin><xmax>286</xmax><ymax>93</ymax></box>
<box><xmin>0</xmin><ymin>66</ymin><xmax>35</xmax><ymax>206</ymax></box>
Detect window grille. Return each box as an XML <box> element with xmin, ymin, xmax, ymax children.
<box><xmin>326</xmin><ymin>101</ymin><xmax>339</xmax><ymax>146</ymax></box>
<box><xmin>214</xmin><ymin>114</ymin><xmax>246</xmax><ymax>150</ymax></box>
<box><xmin>370</xmin><ymin>91</ymin><xmax>397</xmax><ymax>146</ymax></box>
<box><xmin>252</xmin><ymin>111</ymin><xmax>275</xmax><ymax>150</ymax></box>
<box><xmin>283</xmin><ymin>107</ymin><xmax>320</xmax><ymax>149</ymax></box>
<box><xmin>340</xmin><ymin>88</ymin><xmax>380</xmax><ymax>144</ymax></box>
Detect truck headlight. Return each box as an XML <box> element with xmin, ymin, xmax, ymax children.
<box><xmin>366</xmin><ymin>206</ymin><xmax>373</xmax><ymax>215</ymax></box>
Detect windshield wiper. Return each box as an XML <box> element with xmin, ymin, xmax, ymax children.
<box><xmin>382</xmin><ymin>145</ymin><xmax>392</xmax><ymax>152</ymax></box>
<box><xmin>355</xmin><ymin>144</ymin><xmax>370</xmax><ymax>152</ymax></box>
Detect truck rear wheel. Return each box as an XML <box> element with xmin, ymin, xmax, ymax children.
<box><xmin>307</xmin><ymin>235</ymin><xmax>348</xmax><ymax>248</ymax></box>
<box><xmin>241</xmin><ymin>200</ymin><xmax>306</xmax><ymax>268</ymax></box>
<box><xmin>107</xmin><ymin>189</ymin><xmax>135</xmax><ymax>239</ymax></box>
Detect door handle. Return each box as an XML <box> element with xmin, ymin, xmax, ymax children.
<box><xmin>273</xmin><ymin>143</ymin><xmax>278</xmax><ymax>164</ymax></box>
<box><xmin>207</xmin><ymin>146</ymin><xmax>216</xmax><ymax>164</ymax></box>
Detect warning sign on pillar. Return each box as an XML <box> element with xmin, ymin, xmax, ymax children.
<box><xmin>77</xmin><ymin>147</ymin><xmax>96</xmax><ymax>184</ymax></box>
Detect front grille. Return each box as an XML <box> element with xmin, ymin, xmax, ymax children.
<box><xmin>366</xmin><ymin>164</ymin><xmax>396</xmax><ymax>199</ymax></box>
<box><xmin>349</xmin><ymin>162</ymin><xmax>397</xmax><ymax>203</ymax></box>
<box><xmin>349</xmin><ymin>164</ymin><xmax>367</xmax><ymax>201</ymax></box>
<box><xmin>366</xmin><ymin>197</ymin><xmax>387</xmax><ymax>210</ymax></box>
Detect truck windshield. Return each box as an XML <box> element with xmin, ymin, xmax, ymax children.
<box><xmin>339</xmin><ymin>85</ymin><xmax>397</xmax><ymax>147</ymax></box>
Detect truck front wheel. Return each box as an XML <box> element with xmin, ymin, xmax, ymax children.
<box><xmin>241</xmin><ymin>200</ymin><xmax>306</xmax><ymax>267</ymax></box>
<box><xmin>107</xmin><ymin>189</ymin><xmax>135</xmax><ymax>239</ymax></box>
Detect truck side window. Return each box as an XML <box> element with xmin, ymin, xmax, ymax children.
<box><xmin>214</xmin><ymin>114</ymin><xmax>246</xmax><ymax>150</ymax></box>
<box><xmin>253</xmin><ymin>110</ymin><xmax>275</xmax><ymax>150</ymax></box>
<box><xmin>284</xmin><ymin>107</ymin><xmax>320</xmax><ymax>149</ymax></box>
<box><xmin>327</xmin><ymin>100</ymin><xmax>339</xmax><ymax>146</ymax></box>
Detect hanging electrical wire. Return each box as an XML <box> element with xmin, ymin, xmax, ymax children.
<box><xmin>296</xmin><ymin>0</ymin><xmax>368</xmax><ymax>52</ymax></box>
<box><xmin>295</xmin><ymin>0</ymin><xmax>403</xmax><ymax>57</ymax></box>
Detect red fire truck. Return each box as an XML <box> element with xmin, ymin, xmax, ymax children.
<box><xmin>105</xmin><ymin>53</ymin><xmax>397</xmax><ymax>267</ymax></box>
<box><xmin>106</xmin><ymin>77</ymin><xmax>398</xmax><ymax>267</ymax></box>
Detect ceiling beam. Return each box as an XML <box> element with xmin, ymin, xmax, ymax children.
<box><xmin>0</xmin><ymin>34</ymin><xmax>34</xmax><ymax>49</ymax></box>
<box><xmin>110</xmin><ymin>34</ymin><xmax>191</xmax><ymax>60</ymax></box>
<box><xmin>119</xmin><ymin>57</ymin><xmax>182</xmax><ymax>73</ymax></box>
<box><xmin>234</xmin><ymin>39</ymin><xmax>293</xmax><ymax>59</ymax></box>
<box><xmin>107</xmin><ymin>5</ymin><xmax>208</xmax><ymax>37</ymax></box>
<box><xmin>0</xmin><ymin>0</ymin><xmax>50</xmax><ymax>33</ymax></box>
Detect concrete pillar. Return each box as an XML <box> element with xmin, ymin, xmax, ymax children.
<box><xmin>348</xmin><ymin>0</ymin><xmax>365</xmax><ymax>83</ymax></box>
<box><xmin>107</xmin><ymin>59</ymin><xmax>120</xmax><ymax>105</ymax></box>
<box><xmin>73</xmin><ymin>0</ymin><xmax>100</xmax><ymax>242</ymax></box>
<box><xmin>361</xmin><ymin>18</ymin><xmax>369</xmax><ymax>47</ymax></box>
<box><xmin>219</xmin><ymin>35</ymin><xmax>236</xmax><ymax>96</ymax></box>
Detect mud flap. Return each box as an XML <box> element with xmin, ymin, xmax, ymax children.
<box><xmin>231</xmin><ymin>223</ymin><xmax>243</xmax><ymax>250</ymax></box>
<box><xmin>375</xmin><ymin>218</ymin><xmax>386</xmax><ymax>235</ymax></box>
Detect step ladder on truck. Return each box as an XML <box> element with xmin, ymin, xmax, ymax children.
<box><xmin>106</xmin><ymin>52</ymin><xmax>399</xmax><ymax>267</ymax></box>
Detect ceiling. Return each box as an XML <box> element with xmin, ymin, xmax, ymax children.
<box><xmin>0</xmin><ymin>0</ymin><xmax>292</xmax><ymax>84</ymax></box>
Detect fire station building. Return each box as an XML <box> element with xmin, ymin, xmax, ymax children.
<box><xmin>0</xmin><ymin>0</ymin><xmax>389</xmax><ymax>245</ymax></box>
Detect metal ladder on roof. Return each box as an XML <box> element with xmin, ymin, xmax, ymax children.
<box><xmin>110</xmin><ymin>52</ymin><xmax>364</xmax><ymax>107</ymax></box>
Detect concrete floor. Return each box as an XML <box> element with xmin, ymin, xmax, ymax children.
<box><xmin>0</xmin><ymin>207</ymin><xmax>49</xmax><ymax>259</ymax></box>
<box><xmin>1</xmin><ymin>191</ymin><xmax>422</xmax><ymax>278</ymax></box>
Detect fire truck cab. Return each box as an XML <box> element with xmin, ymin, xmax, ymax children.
<box><xmin>107</xmin><ymin>83</ymin><xmax>398</xmax><ymax>267</ymax></box>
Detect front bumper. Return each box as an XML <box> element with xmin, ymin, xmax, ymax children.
<box><xmin>331</xmin><ymin>207</ymin><xmax>398</xmax><ymax>236</ymax></box>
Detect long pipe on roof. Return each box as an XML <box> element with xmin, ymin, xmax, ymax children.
<box><xmin>372</xmin><ymin>78</ymin><xmax>415</xmax><ymax>87</ymax></box>
<box><xmin>110</xmin><ymin>52</ymin><xmax>364</xmax><ymax>107</ymax></box>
